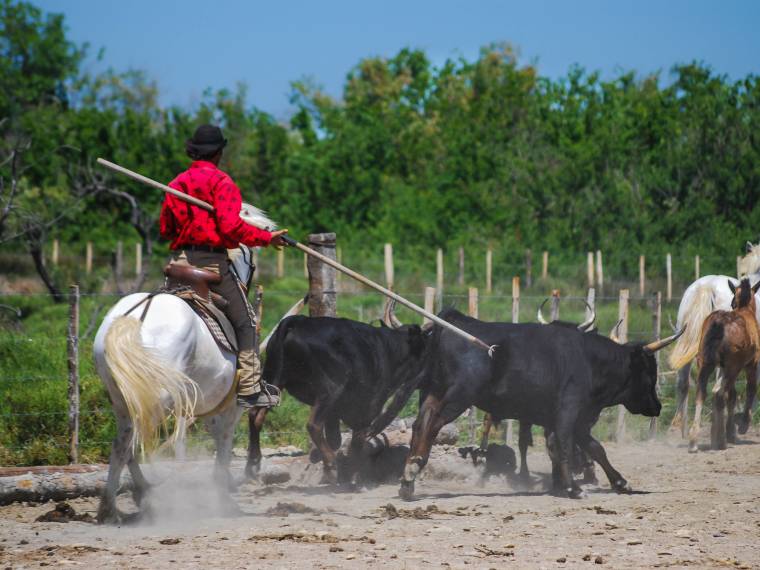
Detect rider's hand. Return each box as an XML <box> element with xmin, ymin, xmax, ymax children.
<box><xmin>270</xmin><ymin>229</ymin><xmax>289</xmax><ymax>248</ymax></box>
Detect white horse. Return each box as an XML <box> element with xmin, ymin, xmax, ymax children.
<box><xmin>669</xmin><ymin>242</ymin><xmax>760</xmax><ymax>436</ymax></box>
<box><xmin>93</xmin><ymin>245</ymin><xmax>255</xmax><ymax>523</ymax></box>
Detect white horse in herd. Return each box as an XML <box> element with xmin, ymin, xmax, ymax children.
<box><xmin>669</xmin><ymin>242</ymin><xmax>760</xmax><ymax>436</ymax></box>
<box><xmin>93</xmin><ymin>206</ymin><xmax>276</xmax><ymax>523</ymax></box>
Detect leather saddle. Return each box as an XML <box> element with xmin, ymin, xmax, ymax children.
<box><xmin>164</xmin><ymin>263</ymin><xmax>228</xmax><ymax>310</ymax></box>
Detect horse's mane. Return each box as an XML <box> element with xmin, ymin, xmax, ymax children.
<box><xmin>738</xmin><ymin>241</ymin><xmax>760</xmax><ymax>277</ymax></box>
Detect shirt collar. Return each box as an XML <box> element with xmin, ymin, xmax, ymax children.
<box><xmin>190</xmin><ymin>160</ymin><xmax>218</xmax><ymax>170</ymax></box>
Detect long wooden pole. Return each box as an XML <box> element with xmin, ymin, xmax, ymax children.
<box><xmin>98</xmin><ymin>158</ymin><xmax>496</xmax><ymax>355</ymax></box>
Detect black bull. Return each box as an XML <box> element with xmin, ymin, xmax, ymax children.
<box><xmin>245</xmin><ymin>315</ymin><xmax>427</xmax><ymax>481</ymax></box>
<box><xmin>386</xmin><ymin>309</ymin><xmax>679</xmax><ymax>500</ymax></box>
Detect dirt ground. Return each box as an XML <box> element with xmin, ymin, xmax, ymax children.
<box><xmin>1</xmin><ymin>431</ymin><xmax>760</xmax><ymax>569</ymax></box>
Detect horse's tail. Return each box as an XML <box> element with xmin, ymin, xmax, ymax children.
<box><xmin>669</xmin><ymin>286</ymin><xmax>715</xmax><ymax>370</ymax></box>
<box><xmin>103</xmin><ymin>316</ymin><xmax>198</xmax><ymax>452</ymax></box>
<box><xmin>698</xmin><ymin>319</ymin><xmax>724</xmax><ymax>368</ymax></box>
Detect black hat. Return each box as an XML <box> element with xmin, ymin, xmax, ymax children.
<box><xmin>186</xmin><ymin>124</ymin><xmax>227</xmax><ymax>158</ymax></box>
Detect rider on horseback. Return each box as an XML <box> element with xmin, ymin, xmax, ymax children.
<box><xmin>159</xmin><ymin>124</ymin><xmax>289</xmax><ymax>409</ymax></box>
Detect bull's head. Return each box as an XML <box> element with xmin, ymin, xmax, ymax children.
<box><xmin>622</xmin><ymin>328</ymin><xmax>685</xmax><ymax>416</ymax></box>
<box><xmin>382</xmin><ymin>298</ymin><xmax>426</xmax><ymax>356</ymax></box>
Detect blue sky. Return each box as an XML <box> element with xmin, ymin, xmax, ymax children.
<box><xmin>37</xmin><ymin>0</ymin><xmax>760</xmax><ymax>119</ymax></box>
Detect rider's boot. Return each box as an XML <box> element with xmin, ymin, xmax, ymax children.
<box><xmin>235</xmin><ymin>349</ymin><xmax>280</xmax><ymax>409</ymax></box>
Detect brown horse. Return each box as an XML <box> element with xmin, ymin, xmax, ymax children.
<box><xmin>689</xmin><ymin>278</ymin><xmax>760</xmax><ymax>452</ymax></box>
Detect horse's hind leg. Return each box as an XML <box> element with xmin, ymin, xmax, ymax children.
<box><xmin>127</xmin><ymin>456</ymin><xmax>151</xmax><ymax>507</ymax></box>
<box><xmin>97</xmin><ymin>413</ymin><xmax>133</xmax><ymax>524</ymax></box>
<box><xmin>207</xmin><ymin>405</ymin><xmax>244</xmax><ymax>494</ymax></box>
<box><xmin>672</xmin><ymin>363</ymin><xmax>691</xmax><ymax>438</ymax></box>
<box><xmin>726</xmin><ymin>381</ymin><xmax>738</xmax><ymax>444</ymax></box>
<box><xmin>689</xmin><ymin>364</ymin><xmax>713</xmax><ymax>453</ymax></box>
<box><xmin>710</xmin><ymin>369</ymin><xmax>731</xmax><ymax>450</ymax></box>
<box><xmin>735</xmin><ymin>364</ymin><xmax>758</xmax><ymax>435</ymax></box>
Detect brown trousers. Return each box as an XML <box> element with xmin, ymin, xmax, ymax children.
<box><xmin>169</xmin><ymin>250</ymin><xmax>261</xmax><ymax>396</ymax></box>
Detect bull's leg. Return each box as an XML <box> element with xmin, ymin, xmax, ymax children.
<box><xmin>576</xmin><ymin>433</ymin><xmax>630</xmax><ymax>493</ymax></box>
<box><xmin>326</xmin><ymin>415</ymin><xmax>342</xmax><ymax>451</ymax></box>
<box><xmin>341</xmin><ymin>428</ymin><xmax>369</xmax><ymax>485</ymax></box>
<box><xmin>307</xmin><ymin>400</ymin><xmax>339</xmax><ymax>483</ymax></box>
<box><xmin>97</xmin><ymin>413</ymin><xmax>133</xmax><ymax>524</ymax></box>
<box><xmin>554</xmin><ymin>412</ymin><xmax>582</xmax><ymax>498</ymax></box>
<box><xmin>689</xmin><ymin>364</ymin><xmax>714</xmax><ymax>453</ymax></box>
<box><xmin>480</xmin><ymin>414</ymin><xmax>494</xmax><ymax>450</ymax></box>
<box><xmin>736</xmin><ymin>364</ymin><xmax>758</xmax><ymax>435</ymax></box>
<box><xmin>671</xmin><ymin>363</ymin><xmax>692</xmax><ymax>438</ymax></box>
<box><xmin>518</xmin><ymin>422</ymin><xmax>532</xmax><ymax>482</ymax></box>
<box><xmin>245</xmin><ymin>407</ymin><xmax>269</xmax><ymax>479</ymax></box>
<box><xmin>579</xmin><ymin>449</ymin><xmax>598</xmax><ymax>485</ymax></box>
<box><xmin>400</xmin><ymin>394</ymin><xmax>466</xmax><ymax>500</ymax></box>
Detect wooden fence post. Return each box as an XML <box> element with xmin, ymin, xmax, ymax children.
<box><xmin>135</xmin><ymin>242</ymin><xmax>142</xmax><ymax>276</ymax></box>
<box><xmin>614</xmin><ymin>289</ymin><xmax>630</xmax><ymax>442</ymax></box>
<box><xmin>486</xmin><ymin>249</ymin><xmax>493</xmax><ymax>294</ymax></box>
<box><xmin>436</xmin><ymin>248</ymin><xmax>444</xmax><ymax>311</ymax></box>
<box><xmin>639</xmin><ymin>255</ymin><xmax>645</xmax><ymax>297</ymax></box>
<box><xmin>648</xmin><ymin>291</ymin><xmax>662</xmax><ymax>440</ymax></box>
<box><xmin>276</xmin><ymin>248</ymin><xmax>285</xmax><ymax>279</ymax></box>
<box><xmin>468</xmin><ymin>287</ymin><xmax>478</xmax><ymax>319</ymax></box>
<box><xmin>85</xmin><ymin>242</ymin><xmax>93</xmax><ymax>275</ymax></box>
<box><xmin>52</xmin><ymin>239</ymin><xmax>60</xmax><ymax>266</ymax></box>
<box><xmin>525</xmin><ymin>249</ymin><xmax>533</xmax><ymax>288</ymax></box>
<box><xmin>666</xmin><ymin>253</ymin><xmax>672</xmax><ymax>302</ymax></box>
<box><xmin>550</xmin><ymin>289</ymin><xmax>560</xmax><ymax>321</ymax></box>
<box><xmin>542</xmin><ymin>250</ymin><xmax>549</xmax><ymax>280</ymax></box>
<box><xmin>67</xmin><ymin>284</ymin><xmax>80</xmax><ymax>464</ymax></box>
<box><xmin>115</xmin><ymin>241</ymin><xmax>123</xmax><ymax>282</ymax></box>
<box><xmin>423</xmin><ymin>287</ymin><xmax>435</xmax><ymax>326</ymax></box>
<box><xmin>468</xmin><ymin>288</ymin><xmax>479</xmax><ymax>443</ymax></box>
<box><xmin>458</xmin><ymin>247</ymin><xmax>465</xmax><ymax>287</ymax></box>
<box><xmin>336</xmin><ymin>246</ymin><xmax>342</xmax><ymax>283</ymax></box>
<box><xmin>596</xmin><ymin>250</ymin><xmax>603</xmax><ymax>291</ymax></box>
<box><xmin>384</xmin><ymin>243</ymin><xmax>394</xmax><ymax>289</ymax></box>
<box><xmin>506</xmin><ymin>277</ymin><xmax>521</xmax><ymax>445</ymax></box>
<box><xmin>307</xmin><ymin>233</ymin><xmax>337</xmax><ymax>317</ymax></box>
<box><xmin>695</xmin><ymin>255</ymin><xmax>700</xmax><ymax>281</ymax></box>
<box><xmin>511</xmin><ymin>277</ymin><xmax>520</xmax><ymax>324</ymax></box>
<box><xmin>587</xmin><ymin>252</ymin><xmax>594</xmax><ymax>288</ymax></box>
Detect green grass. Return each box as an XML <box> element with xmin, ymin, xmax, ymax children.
<box><xmin>0</xmin><ymin>248</ymin><xmax>751</xmax><ymax>466</ymax></box>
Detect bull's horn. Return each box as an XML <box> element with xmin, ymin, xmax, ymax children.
<box><xmin>609</xmin><ymin>319</ymin><xmax>623</xmax><ymax>343</ymax></box>
<box><xmin>537</xmin><ymin>298</ymin><xmax>550</xmax><ymax>324</ymax></box>
<box><xmin>382</xmin><ymin>297</ymin><xmax>403</xmax><ymax>329</ymax></box>
<box><xmin>577</xmin><ymin>301</ymin><xmax>596</xmax><ymax>332</ymax></box>
<box><xmin>643</xmin><ymin>326</ymin><xmax>687</xmax><ymax>353</ymax></box>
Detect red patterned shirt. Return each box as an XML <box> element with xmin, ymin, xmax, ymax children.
<box><xmin>159</xmin><ymin>160</ymin><xmax>272</xmax><ymax>249</ymax></box>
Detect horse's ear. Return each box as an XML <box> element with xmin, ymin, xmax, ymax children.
<box><xmin>752</xmin><ymin>281</ymin><xmax>760</xmax><ymax>295</ymax></box>
<box><xmin>728</xmin><ymin>280</ymin><xmax>737</xmax><ymax>295</ymax></box>
<box><xmin>747</xmin><ymin>241</ymin><xmax>754</xmax><ymax>253</ymax></box>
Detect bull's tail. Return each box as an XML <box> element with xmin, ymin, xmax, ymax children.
<box><xmin>698</xmin><ymin>320</ymin><xmax>724</xmax><ymax>369</ymax></box>
<box><xmin>261</xmin><ymin>315</ymin><xmax>299</xmax><ymax>389</ymax></box>
<box><xmin>669</xmin><ymin>286</ymin><xmax>715</xmax><ymax>370</ymax></box>
<box><xmin>103</xmin><ymin>316</ymin><xmax>198</xmax><ymax>452</ymax></box>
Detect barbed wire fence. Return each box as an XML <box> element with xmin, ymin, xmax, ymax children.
<box><xmin>2</xmin><ymin>237</ymin><xmax>744</xmax><ymax>466</ymax></box>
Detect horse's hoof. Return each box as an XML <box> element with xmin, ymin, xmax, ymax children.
<box><xmin>735</xmin><ymin>413</ymin><xmax>750</xmax><ymax>435</ymax></box>
<box><xmin>399</xmin><ymin>479</ymin><xmax>415</xmax><ymax>501</ymax></box>
<box><xmin>244</xmin><ymin>463</ymin><xmax>261</xmax><ymax>481</ymax></box>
